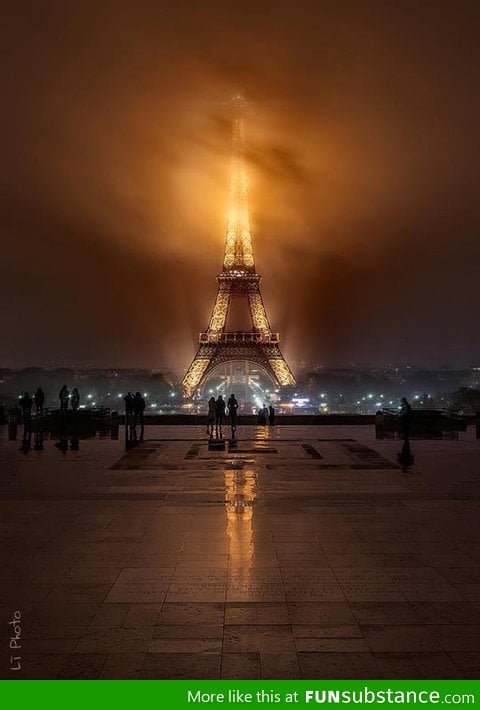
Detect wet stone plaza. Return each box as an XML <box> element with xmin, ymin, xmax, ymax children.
<box><xmin>1</xmin><ymin>424</ymin><xmax>480</xmax><ymax>679</ymax></box>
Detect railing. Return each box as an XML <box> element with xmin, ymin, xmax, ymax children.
<box><xmin>376</xmin><ymin>407</ymin><xmax>468</xmax><ymax>439</ymax></box>
<box><xmin>199</xmin><ymin>331</ymin><xmax>279</xmax><ymax>344</ymax></box>
<box><xmin>381</xmin><ymin>407</ymin><xmax>461</xmax><ymax>419</ymax></box>
<box><xmin>37</xmin><ymin>407</ymin><xmax>111</xmax><ymax>419</ymax></box>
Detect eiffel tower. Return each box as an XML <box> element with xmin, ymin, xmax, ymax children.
<box><xmin>182</xmin><ymin>96</ymin><xmax>296</xmax><ymax>397</ymax></box>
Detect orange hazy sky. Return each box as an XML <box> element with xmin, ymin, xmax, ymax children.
<box><xmin>2</xmin><ymin>1</ymin><xmax>480</xmax><ymax>370</ymax></box>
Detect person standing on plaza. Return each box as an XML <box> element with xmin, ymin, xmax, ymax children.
<box><xmin>398</xmin><ymin>396</ymin><xmax>414</xmax><ymax>471</ymax></box>
<box><xmin>227</xmin><ymin>393</ymin><xmax>239</xmax><ymax>435</ymax></box>
<box><xmin>399</xmin><ymin>396</ymin><xmax>412</xmax><ymax>439</ymax></box>
<box><xmin>19</xmin><ymin>392</ymin><xmax>33</xmax><ymax>428</ymax></box>
<box><xmin>33</xmin><ymin>387</ymin><xmax>45</xmax><ymax>416</ymax></box>
<box><xmin>257</xmin><ymin>404</ymin><xmax>267</xmax><ymax>425</ymax></box>
<box><xmin>215</xmin><ymin>395</ymin><xmax>226</xmax><ymax>432</ymax></box>
<box><xmin>268</xmin><ymin>404</ymin><xmax>275</xmax><ymax>426</ymax></box>
<box><xmin>71</xmin><ymin>387</ymin><xmax>80</xmax><ymax>411</ymax></box>
<box><xmin>59</xmin><ymin>385</ymin><xmax>69</xmax><ymax>414</ymax></box>
<box><xmin>133</xmin><ymin>392</ymin><xmax>146</xmax><ymax>426</ymax></box>
<box><xmin>206</xmin><ymin>396</ymin><xmax>216</xmax><ymax>435</ymax></box>
<box><xmin>133</xmin><ymin>392</ymin><xmax>146</xmax><ymax>442</ymax></box>
<box><xmin>124</xmin><ymin>392</ymin><xmax>134</xmax><ymax>426</ymax></box>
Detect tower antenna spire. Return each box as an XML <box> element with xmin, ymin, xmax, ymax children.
<box><xmin>224</xmin><ymin>93</ymin><xmax>254</xmax><ymax>271</ymax></box>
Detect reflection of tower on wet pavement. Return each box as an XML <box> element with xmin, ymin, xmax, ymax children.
<box><xmin>225</xmin><ymin>466</ymin><xmax>257</xmax><ymax>575</ymax></box>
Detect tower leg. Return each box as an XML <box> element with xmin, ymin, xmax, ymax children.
<box><xmin>183</xmin><ymin>344</ymin><xmax>216</xmax><ymax>397</ymax></box>
<box><xmin>247</xmin><ymin>286</ymin><xmax>271</xmax><ymax>333</ymax></box>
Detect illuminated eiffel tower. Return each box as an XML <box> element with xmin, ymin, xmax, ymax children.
<box><xmin>182</xmin><ymin>96</ymin><xmax>296</xmax><ymax>397</ymax></box>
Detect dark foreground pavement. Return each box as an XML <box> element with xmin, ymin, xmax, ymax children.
<box><xmin>1</xmin><ymin>425</ymin><xmax>479</xmax><ymax>679</ymax></box>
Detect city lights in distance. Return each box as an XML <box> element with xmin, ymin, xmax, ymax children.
<box><xmin>291</xmin><ymin>397</ymin><xmax>310</xmax><ymax>407</ymax></box>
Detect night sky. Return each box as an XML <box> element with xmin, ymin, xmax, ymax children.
<box><xmin>3</xmin><ymin>1</ymin><xmax>480</xmax><ymax>371</ymax></box>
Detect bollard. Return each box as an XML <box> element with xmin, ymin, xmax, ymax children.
<box><xmin>110</xmin><ymin>411</ymin><xmax>119</xmax><ymax>440</ymax></box>
<box><xmin>375</xmin><ymin>410</ymin><xmax>385</xmax><ymax>439</ymax></box>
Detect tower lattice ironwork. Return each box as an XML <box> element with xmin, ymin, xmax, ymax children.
<box><xmin>182</xmin><ymin>96</ymin><xmax>296</xmax><ymax>397</ymax></box>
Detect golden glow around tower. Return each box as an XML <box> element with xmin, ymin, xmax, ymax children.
<box><xmin>182</xmin><ymin>96</ymin><xmax>296</xmax><ymax>398</ymax></box>
<box><xmin>224</xmin><ymin>106</ymin><xmax>255</xmax><ymax>271</ymax></box>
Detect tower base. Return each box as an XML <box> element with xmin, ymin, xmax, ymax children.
<box><xmin>183</xmin><ymin>336</ymin><xmax>295</xmax><ymax>397</ymax></box>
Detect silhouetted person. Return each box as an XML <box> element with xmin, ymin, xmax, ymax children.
<box><xmin>59</xmin><ymin>385</ymin><xmax>69</xmax><ymax>414</ymax></box>
<box><xmin>34</xmin><ymin>387</ymin><xmax>45</xmax><ymax>416</ymax></box>
<box><xmin>398</xmin><ymin>397</ymin><xmax>414</xmax><ymax>472</ymax></box>
<box><xmin>215</xmin><ymin>395</ymin><xmax>226</xmax><ymax>431</ymax></box>
<box><xmin>257</xmin><ymin>404</ymin><xmax>267</xmax><ymax>425</ymax></box>
<box><xmin>20</xmin><ymin>393</ymin><xmax>33</xmax><ymax>452</ymax></box>
<box><xmin>71</xmin><ymin>387</ymin><xmax>80</xmax><ymax>411</ymax></box>
<box><xmin>124</xmin><ymin>392</ymin><xmax>134</xmax><ymax>425</ymax></box>
<box><xmin>227</xmin><ymin>394</ymin><xmax>239</xmax><ymax>434</ymax></box>
<box><xmin>133</xmin><ymin>392</ymin><xmax>146</xmax><ymax>427</ymax></box>
<box><xmin>399</xmin><ymin>397</ymin><xmax>412</xmax><ymax>439</ymax></box>
<box><xmin>268</xmin><ymin>404</ymin><xmax>275</xmax><ymax>426</ymax></box>
<box><xmin>206</xmin><ymin>396</ymin><xmax>216</xmax><ymax>435</ymax></box>
<box><xmin>19</xmin><ymin>392</ymin><xmax>33</xmax><ymax>429</ymax></box>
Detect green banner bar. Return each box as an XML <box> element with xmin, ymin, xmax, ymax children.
<box><xmin>1</xmin><ymin>680</ymin><xmax>478</xmax><ymax>709</ymax></box>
